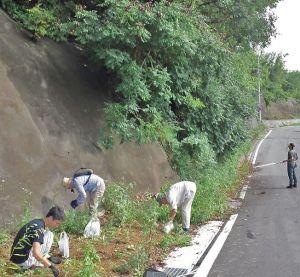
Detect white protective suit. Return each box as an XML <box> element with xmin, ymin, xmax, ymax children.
<box><xmin>166</xmin><ymin>181</ymin><xmax>197</xmax><ymax>229</ymax></box>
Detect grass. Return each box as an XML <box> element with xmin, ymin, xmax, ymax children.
<box><xmin>0</xmin><ymin>232</ymin><xmax>9</xmax><ymax>246</ymax></box>
<box><xmin>159</xmin><ymin>233</ymin><xmax>191</xmax><ymax>249</ymax></box>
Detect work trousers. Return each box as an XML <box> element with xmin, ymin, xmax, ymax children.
<box><xmin>288</xmin><ymin>164</ymin><xmax>297</xmax><ymax>186</ymax></box>
<box><xmin>88</xmin><ymin>181</ymin><xmax>105</xmax><ymax>218</ymax></box>
<box><xmin>180</xmin><ymin>190</ymin><xmax>196</xmax><ymax>229</ymax></box>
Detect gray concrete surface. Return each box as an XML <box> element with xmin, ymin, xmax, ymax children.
<box><xmin>263</xmin><ymin>119</ymin><xmax>300</xmax><ymax>128</ymax></box>
<box><xmin>0</xmin><ymin>9</ymin><xmax>177</xmax><ymax>227</ymax></box>
<box><xmin>208</xmin><ymin>126</ymin><xmax>300</xmax><ymax>277</ymax></box>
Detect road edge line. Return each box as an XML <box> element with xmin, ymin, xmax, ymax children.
<box><xmin>193</xmin><ymin>214</ymin><xmax>238</xmax><ymax>277</ymax></box>
<box><xmin>252</xmin><ymin>130</ymin><xmax>272</xmax><ymax>165</ymax></box>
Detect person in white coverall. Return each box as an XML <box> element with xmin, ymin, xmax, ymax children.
<box><xmin>156</xmin><ymin>181</ymin><xmax>197</xmax><ymax>233</ymax></box>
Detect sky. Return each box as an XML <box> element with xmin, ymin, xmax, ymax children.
<box><xmin>265</xmin><ymin>0</ymin><xmax>300</xmax><ymax>71</ymax></box>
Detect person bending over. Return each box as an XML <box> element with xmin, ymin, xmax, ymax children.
<box><xmin>156</xmin><ymin>181</ymin><xmax>197</xmax><ymax>233</ymax></box>
<box><xmin>62</xmin><ymin>169</ymin><xmax>105</xmax><ymax>218</ymax></box>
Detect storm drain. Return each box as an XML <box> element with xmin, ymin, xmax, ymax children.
<box><xmin>143</xmin><ymin>270</ymin><xmax>168</xmax><ymax>277</ymax></box>
<box><xmin>163</xmin><ymin>267</ymin><xmax>189</xmax><ymax>276</ymax></box>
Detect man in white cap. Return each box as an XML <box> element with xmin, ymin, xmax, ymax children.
<box><xmin>156</xmin><ymin>181</ymin><xmax>197</xmax><ymax>233</ymax></box>
<box><xmin>62</xmin><ymin>169</ymin><xmax>105</xmax><ymax>218</ymax></box>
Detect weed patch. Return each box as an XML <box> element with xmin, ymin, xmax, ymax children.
<box><xmin>56</xmin><ymin>210</ymin><xmax>90</xmax><ymax>235</ymax></box>
<box><xmin>159</xmin><ymin>233</ymin><xmax>191</xmax><ymax>249</ymax></box>
<box><xmin>77</xmin><ymin>242</ymin><xmax>101</xmax><ymax>277</ymax></box>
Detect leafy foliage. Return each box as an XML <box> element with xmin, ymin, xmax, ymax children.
<box><xmin>56</xmin><ymin>209</ymin><xmax>90</xmax><ymax>235</ymax></box>
<box><xmin>1</xmin><ymin>0</ymin><xmax>292</xmax><ymax>167</ymax></box>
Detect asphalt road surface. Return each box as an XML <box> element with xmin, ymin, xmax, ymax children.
<box><xmin>208</xmin><ymin>126</ymin><xmax>300</xmax><ymax>277</ymax></box>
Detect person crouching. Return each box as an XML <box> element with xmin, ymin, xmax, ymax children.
<box><xmin>10</xmin><ymin>206</ymin><xmax>65</xmax><ymax>276</ymax></box>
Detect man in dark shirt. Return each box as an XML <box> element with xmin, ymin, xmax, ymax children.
<box><xmin>283</xmin><ymin>142</ymin><xmax>298</xmax><ymax>188</ymax></box>
<box><xmin>10</xmin><ymin>206</ymin><xmax>65</xmax><ymax>276</ymax></box>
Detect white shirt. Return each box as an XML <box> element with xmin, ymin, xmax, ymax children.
<box><xmin>166</xmin><ymin>181</ymin><xmax>196</xmax><ymax>210</ymax></box>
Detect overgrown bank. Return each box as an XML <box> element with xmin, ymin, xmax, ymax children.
<box><xmin>0</xmin><ymin>124</ymin><xmax>267</xmax><ymax>276</ymax></box>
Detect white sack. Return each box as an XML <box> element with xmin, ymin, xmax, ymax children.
<box><xmin>58</xmin><ymin>231</ymin><xmax>70</xmax><ymax>258</ymax></box>
<box><xmin>163</xmin><ymin>221</ymin><xmax>174</xmax><ymax>234</ymax></box>
<box><xmin>84</xmin><ymin>218</ymin><xmax>101</xmax><ymax>238</ymax></box>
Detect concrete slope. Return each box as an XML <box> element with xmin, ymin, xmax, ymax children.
<box><xmin>0</xmin><ymin>10</ymin><xmax>177</xmax><ymax>226</ymax></box>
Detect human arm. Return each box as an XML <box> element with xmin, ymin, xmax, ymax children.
<box><xmin>70</xmin><ymin>182</ymin><xmax>87</xmax><ymax>208</ymax></box>
<box><xmin>32</xmin><ymin>242</ymin><xmax>59</xmax><ymax>276</ymax></box>
<box><xmin>32</xmin><ymin>242</ymin><xmax>51</xmax><ymax>267</ymax></box>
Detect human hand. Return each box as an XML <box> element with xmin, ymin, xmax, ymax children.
<box><xmin>49</xmin><ymin>264</ymin><xmax>59</xmax><ymax>277</ymax></box>
<box><xmin>70</xmin><ymin>199</ymin><xmax>78</xmax><ymax>209</ymax></box>
<box><xmin>163</xmin><ymin>221</ymin><xmax>174</xmax><ymax>234</ymax></box>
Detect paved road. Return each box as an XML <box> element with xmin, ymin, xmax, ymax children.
<box><xmin>208</xmin><ymin>126</ymin><xmax>300</xmax><ymax>277</ymax></box>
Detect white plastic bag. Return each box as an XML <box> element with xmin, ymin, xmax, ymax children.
<box><xmin>84</xmin><ymin>218</ymin><xmax>101</xmax><ymax>238</ymax></box>
<box><xmin>58</xmin><ymin>231</ymin><xmax>70</xmax><ymax>258</ymax></box>
<box><xmin>163</xmin><ymin>221</ymin><xmax>174</xmax><ymax>234</ymax></box>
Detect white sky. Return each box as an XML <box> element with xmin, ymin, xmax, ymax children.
<box><xmin>265</xmin><ymin>0</ymin><xmax>300</xmax><ymax>71</ymax></box>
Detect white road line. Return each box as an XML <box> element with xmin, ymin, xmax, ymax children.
<box><xmin>193</xmin><ymin>214</ymin><xmax>238</xmax><ymax>277</ymax></box>
<box><xmin>159</xmin><ymin>221</ymin><xmax>223</xmax><ymax>272</ymax></box>
<box><xmin>252</xmin><ymin>130</ymin><xmax>272</xmax><ymax>165</ymax></box>
<box><xmin>239</xmin><ymin>185</ymin><xmax>248</xmax><ymax>199</ymax></box>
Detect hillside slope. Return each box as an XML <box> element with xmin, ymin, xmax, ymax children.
<box><xmin>0</xmin><ymin>10</ymin><xmax>177</xmax><ymax>226</ymax></box>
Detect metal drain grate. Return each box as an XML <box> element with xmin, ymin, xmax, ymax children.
<box><xmin>143</xmin><ymin>269</ymin><xmax>168</xmax><ymax>277</ymax></box>
<box><xmin>163</xmin><ymin>267</ymin><xmax>189</xmax><ymax>276</ymax></box>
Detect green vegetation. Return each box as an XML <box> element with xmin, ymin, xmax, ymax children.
<box><xmin>113</xmin><ymin>245</ymin><xmax>149</xmax><ymax>276</ymax></box>
<box><xmin>2</xmin><ymin>0</ymin><xmax>300</xmax><ymax>163</ymax></box>
<box><xmin>0</xmin><ymin>232</ymin><xmax>9</xmax><ymax>246</ymax></box>
<box><xmin>159</xmin><ymin>233</ymin><xmax>191</xmax><ymax>249</ymax></box>
<box><xmin>0</xmin><ymin>0</ymin><xmax>289</xmax><ymax>161</ymax></box>
<box><xmin>0</xmin><ymin>0</ymin><xmax>295</xmax><ymax>274</ymax></box>
<box><xmin>0</xmin><ymin>134</ymin><xmax>255</xmax><ymax>275</ymax></box>
<box><xmin>260</xmin><ymin>53</ymin><xmax>300</xmax><ymax>105</ymax></box>
<box><xmin>285</xmin><ymin>71</ymin><xmax>300</xmax><ymax>100</ymax></box>
<box><xmin>56</xmin><ymin>210</ymin><xmax>90</xmax><ymax>235</ymax></box>
<box><xmin>77</xmin><ymin>242</ymin><xmax>101</xmax><ymax>277</ymax></box>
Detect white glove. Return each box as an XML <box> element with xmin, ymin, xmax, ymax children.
<box><xmin>163</xmin><ymin>221</ymin><xmax>174</xmax><ymax>234</ymax></box>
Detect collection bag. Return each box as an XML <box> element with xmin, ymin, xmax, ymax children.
<box><xmin>84</xmin><ymin>218</ymin><xmax>101</xmax><ymax>238</ymax></box>
<box><xmin>58</xmin><ymin>231</ymin><xmax>70</xmax><ymax>258</ymax></box>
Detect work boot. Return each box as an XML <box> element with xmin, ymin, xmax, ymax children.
<box><xmin>286</xmin><ymin>185</ymin><xmax>293</xmax><ymax>189</ymax></box>
<box><xmin>294</xmin><ymin>184</ymin><xmax>297</xmax><ymax>188</ymax></box>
